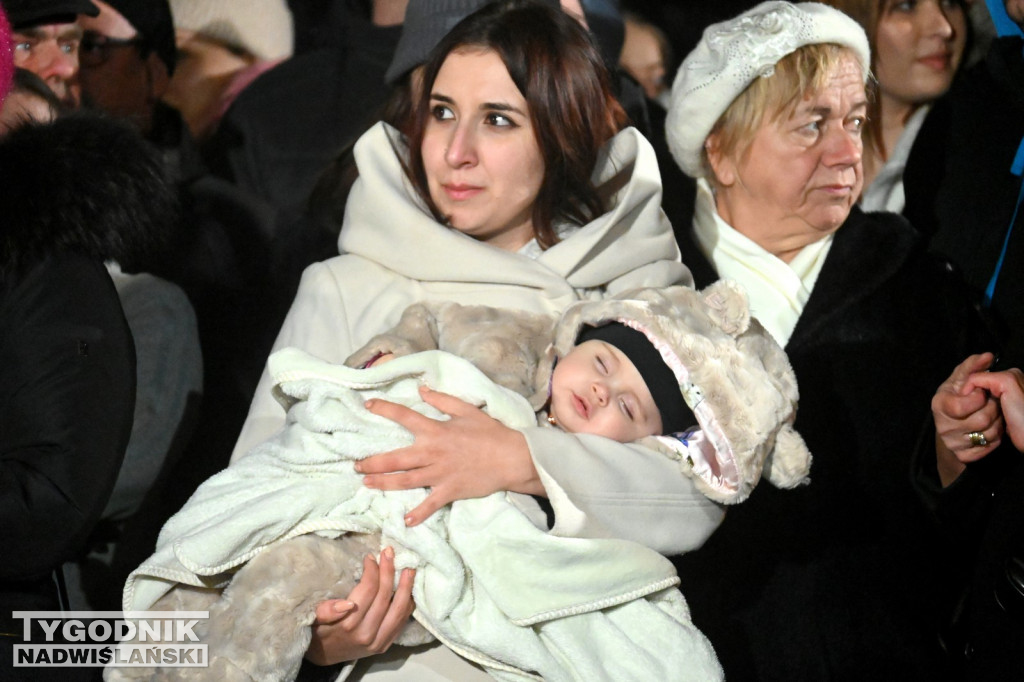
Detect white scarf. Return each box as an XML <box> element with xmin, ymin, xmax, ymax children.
<box><xmin>691</xmin><ymin>179</ymin><xmax>832</xmax><ymax>346</ymax></box>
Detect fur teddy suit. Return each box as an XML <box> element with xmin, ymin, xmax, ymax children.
<box><xmin>106</xmin><ymin>280</ymin><xmax>810</xmax><ymax>681</ymax></box>
<box><xmin>351</xmin><ymin>279</ymin><xmax>813</xmax><ymax>504</ymax></box>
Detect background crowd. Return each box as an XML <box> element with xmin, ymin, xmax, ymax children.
<box><xmin>1</xmin><ymin>0</ymin><xmax>1022</xmax><ymax>681</ymax></box>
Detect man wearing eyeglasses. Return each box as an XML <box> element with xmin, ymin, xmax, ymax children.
<box><xmin>0</xmin><ymin>0</ymin><xmax>97</xmax><ymax>106</ymax></box>
<box><xmin>75</xmin><ymin>0</ymin><xmax>175</xmax><ymax>139</ymax></box>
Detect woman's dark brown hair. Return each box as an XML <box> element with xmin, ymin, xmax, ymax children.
<box><xmin>406</xmin><ymin>0</ymin><xmax>628</xmax><ymax>249</ymax></box>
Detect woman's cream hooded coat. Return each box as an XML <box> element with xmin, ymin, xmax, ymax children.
<box><xmin>231</xmin><ymin>122</ymin><xmax>724</xmax><ymax>556</ymax></box>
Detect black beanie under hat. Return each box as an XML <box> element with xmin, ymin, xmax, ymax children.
<box><xmin>2</xmin><ymin>0</ymin><xmax>97</xmax><ymax>28</ymax></box>
<box><xmin>577</xmin><ymin>322</ymin><xmax>695</xmax><ymax>435</ymax></box>
<box><xmin>97</xmin><ymin>0</ymin><xmax>176</xmax><ymax>75</ymax></box>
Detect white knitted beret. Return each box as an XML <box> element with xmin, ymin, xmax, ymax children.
<box><xmin>665</xmin><ymin>1</ymin><xmax>870</xmax><ymax>178</ymax></box>
<box><xmin>169</xmin><ymin>0</ymin><xmax>294</xmax><ymax>62</ymax></box>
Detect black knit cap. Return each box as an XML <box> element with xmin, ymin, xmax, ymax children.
<box><xmin>577</xmin><ymin>322</ymin><xmax>696</xmax><ymax>435</ymax></box>
<box><xmin>2</xmin><ymin>0</ymin><xmax>97</xmax><ymax>28</ymax></box>
<box><xmin>96</xmin><ymin>0</ymin><xmax>176</xmax><ymax>74</ymax></box>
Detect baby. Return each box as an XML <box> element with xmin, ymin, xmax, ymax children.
<box><xmin>354</xmin><ymin>303</ymin><xmax>697</xmax><ymax>445</ymax></box>
<box><xmin>346</xmin><ymin>280</ymin><xmax>812</xmax><ymax>504</ymax></box>
<box><xmin>108</xmin><ymin>282</ymin><xmax>810</xmax><ymax>682</ymax></box>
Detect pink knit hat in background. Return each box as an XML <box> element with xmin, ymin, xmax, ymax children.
<box><xmin>0</xmin><ymin>5</ymin><xmax>13</xmax><ymax>105</ymax></box>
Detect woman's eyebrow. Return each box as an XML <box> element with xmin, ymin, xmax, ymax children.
<box><xmin>803</xmin><ymin>99</ymin><xmax>869</xmax><ymax>118</ymax></box>
<box><xmin>430</xmin><ymin>92</ymin><xmax>526</xmax><ymax>117</ymax></box>
<box><xmin>479</xmin><ymin>101</ymin><xmax>525</xmax><ymax>116</ymax></box>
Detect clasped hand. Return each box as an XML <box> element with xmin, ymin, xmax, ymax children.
<box><xmin>932</xmin><ymin>352</ymin><xmax>1024</xmax><ymax>485</ymax></box>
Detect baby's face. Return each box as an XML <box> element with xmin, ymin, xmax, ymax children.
<box><xmin>549</xmin><ymin>340</ymin><xmax>662</xmax><ymax>442</ymax></box>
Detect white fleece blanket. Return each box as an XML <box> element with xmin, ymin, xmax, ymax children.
<box><xmin>123</xmin><ymin>348</ymin><xmax>721</xmax><ymax>681</ymax></box>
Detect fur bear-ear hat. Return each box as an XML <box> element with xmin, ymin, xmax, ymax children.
<box><xmin>542</xmin><ymin>281</ymin><xmax>812</xmax><ymax>505</ymax></box>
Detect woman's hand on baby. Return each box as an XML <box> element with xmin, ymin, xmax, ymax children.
<box><xmin>357</xmin><ymin>386</ymin><xmax>544</xmax><ymax>525</ymax></box>
<box><xmin>305</xmin><ymin>547</ymin><xmax>415</xmax><ymax>666</ymax></box>
<box><xmin>932</xmin><ymin>353</ymin><xmax>1004</xmax><ymax>485</ymax></box>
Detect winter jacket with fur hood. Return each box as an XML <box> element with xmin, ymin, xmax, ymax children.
<box><xmin>0</xmin><ymin>115</ymin><xmax>177</xmax><ymax>627</ymax></box>
<box><xmin>231</xmin><ymin>121</ymin><xmax>721</xmax><ymax>555</ymax></box>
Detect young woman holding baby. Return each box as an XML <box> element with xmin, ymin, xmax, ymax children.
<box><xmin>227</xmin><ymin>1</ymin><xmax>721</xmax><ymax>678</ymax></box>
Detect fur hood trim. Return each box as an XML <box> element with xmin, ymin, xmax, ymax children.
<box><xmin>0</xmin><ymin>114</ymin><xmax>180</xmax><ymax>286</ymax></box>
<box><xmin>543</xmin><ymin>281</ymin><xmax>812</xmax><ymax>505</ymax></box>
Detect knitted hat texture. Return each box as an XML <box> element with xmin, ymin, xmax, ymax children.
<box><xmin>1</xmin><ymin>4</ymin><xmax>12</xmax><ymax>104</ymax></box>
<box><xmin>665</xmin><ymin>1</ymin><xmax>870</xmax><ymax>178</ymax></box>
<box><xmin>168</xmin><ymin>0</ymin><xmax>293</xmax><ymax>61</ymax></box>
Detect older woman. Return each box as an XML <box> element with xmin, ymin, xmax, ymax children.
<box><xmin>665</xmin><ymin>2</ymin><xmax>992</xmax><ymax>679</ymax></box>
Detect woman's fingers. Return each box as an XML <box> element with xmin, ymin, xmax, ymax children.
<box><xmin>356</xmin><ymin>397</ymin><xmax>444</xmax><ymax>477</ymax></box>
<box><xmin>375</xmin><ymin>567</ymin><xmax>417</xmax><ymax>649</ymax></box>
<box><xmin>315</xmin><ymin>552</ymin><xmax>385</xmax><ymax>633</ymax></box>
<box><xmin>363</xmin><ymin>468</ymin><xmax>431</xmax><ymax>490</ymax></box>
<box><xmin>359</xmin><ymin>385</ymin><xmax>539</xmax><ymax>521</ymax></box>
<box><xmin>418</xmin><ymin>385</ymin><xmax>478</xmax><ymax>416</ymax></box>
<box><xmin>314</xmin><ymin>598</ymin><xmax>356</xmax><ymax>625</ymax></box>
<box><xmin>348</xmin><ymin>552</ymin><xmax>382</xmax><ymax>615</ymax></box>
<box><xmin>402</xmin><ymin>490</ymin><xmax>451</xmax><ymax>527</ymax></box>
<box><xmin>933</xmin><ymin>354</ymin><xmax>996</xmax><ymax>425</ymax></box>
<box><xmin>935</xmin><ymin>402</ymin><xmax>1002</xmax><ymax>465</ymax></box>
<box><xmin>936</xmin><ymin>398</ymin><xmax>1001</xmax><ymax>451</ymax></box>
<box><xmin>967</xmin><ymin>368</ymin><xmax>1024</xmax><ymax>401</ymax></box>
<box><xmin>941</xmin><ymin>353</ymin><xmax>994</xmax><ymax>396</ymax></box>
<box><xmin>306</xmin><ymin>547</ymin><xmax>418</xmax><ymax>664</ymax></box>
<box><xmin>931</xmin><ymin>354</ymin><xmax>1006</xmax><ymax>479</ymax></box>
<box><xmin>356</xmin><ymin>389</ymin><xmax>470</xmax><ymax>483</ymax></box>
<box><xmin>366</xmin><ymin>546</ymin><xmax>398</xmax><ymax>620</ymax></box>
<box><xmin>306</xmin><ymin>554</ymin><xmax>381</xmax><ymax>665</ymax></box>
<box><xmin>956</xmin><ymin>392</ymin><xmax>1001</xmax><ymax>432</ymax></box>
<box><xmin>365</xmin><ymin>396</ymin><xmax>438</xmax><ymax>430</ymax></box>
<box><xmin>356</xmin><ymin>449</ymin><xmax>426</xmax><ymax>476</ymax></box>
<box><xmin>967</xmin><ymin>369</ymin><xmax>1024</xmax><ymax>451</ymax></box>
<box><xmin>346</xmin><ymin>547</ymin><xmax>415</xmax><ymax>652</ymax></box>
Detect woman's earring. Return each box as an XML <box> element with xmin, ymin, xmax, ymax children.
<box><xmin>547</xmin><ymin>414</ymin><xmax>557</xmax><ymax>427</ymax></box>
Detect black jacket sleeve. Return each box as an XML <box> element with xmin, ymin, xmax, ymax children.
<box><xmin>0</xmin><ymin>254</ymin><xmax>136</xmax><ymax>579</ymax></box>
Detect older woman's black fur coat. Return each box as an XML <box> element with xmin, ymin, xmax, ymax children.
<box><xmin>673</xmin><ymin>206</ymin><xmax>993</xmax><ymax>682</ymax></box>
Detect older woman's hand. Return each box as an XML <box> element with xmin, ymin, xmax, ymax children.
<box><xmin>305</xmin><ymin>548</ymin><xmax>415</xmax><ymax>666</ymax></box>
<box><xmin>931</xmin><ymin>353</ymin><xmax>1004</xmax><ymax>486</ymax></box>
<box><xmin>355</xmin><ymin>386</ymin><xmax>545</xmax><ymax>526</ymax></box>
<box><xmin>964</xmin><ymin>367</ymin><xmax>1024</xmax><ymax>452</ymax></box>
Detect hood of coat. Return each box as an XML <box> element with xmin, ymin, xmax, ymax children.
<box><xmin>337</xmin><ymin>122</ymin><xmax>685</xmax><ymax>298</ymax></box>
<box><xmin>543</xmin><ymin>281</ymin><xmax>813</xmax><ymax>505</ymax></box>
<box><xmin>0</xmin><ymin>114</ymin><xmax>180</xmax><ymax>287</ymax></box>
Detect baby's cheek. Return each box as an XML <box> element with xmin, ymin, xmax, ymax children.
<box><xmin>591</xmin><ymin>416</ymin><xmax>628</xmax><ymax>442</ymax></box>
